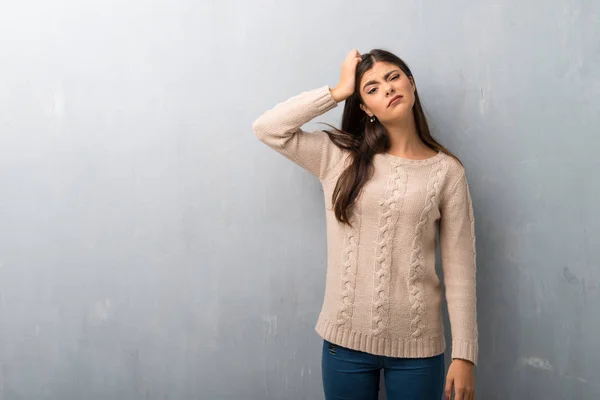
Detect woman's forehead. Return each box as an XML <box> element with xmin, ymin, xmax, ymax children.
<box><xmin>361</xmin><ymin>62</ymin><xmax>401</xmax><ymax>82</ymax></box>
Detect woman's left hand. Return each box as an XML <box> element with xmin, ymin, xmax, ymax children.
<box><xmin>444</xmin><ymin>358</ymin><xmax>475</xmax><ymax>400</ymax></box>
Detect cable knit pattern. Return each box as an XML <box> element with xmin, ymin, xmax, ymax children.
<box><xmin>252</xmin><ymin>85</ymin><xmax>479</xmax><ymax>365</ymax></box>
<box><xmin>336</xmin><ymin>202</ymin><xmax>362</xmax><ymax>328</ymax></box>
<box><xmin>371</xmin><ymin>164</ymin><xmax>407</xmax><ymax>336</ymax></box>
<box><xmin>408</xmin><ymin>161</ymin><xmax>446</xmax><ymax>338</ymax></box>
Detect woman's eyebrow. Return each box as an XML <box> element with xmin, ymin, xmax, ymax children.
<box><xmin>362</xmin><ymin>70</ymin><xmax>400</xmax><ymax>90</ymax></box>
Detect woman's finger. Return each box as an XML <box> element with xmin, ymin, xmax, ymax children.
<box><xmin>444</xmin><ymin>377</ymin><xmax>453</xmax><ymax>400</ymax></box>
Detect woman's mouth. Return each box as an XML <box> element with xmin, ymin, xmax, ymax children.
<box><xmin>388</xmin><ymin>95</ymin><xmax>403</xmax><ymax>107</ymax></box>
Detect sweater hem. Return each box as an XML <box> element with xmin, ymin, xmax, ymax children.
<box><xmin>314</xmin><ymin>85</ymin><xmax>338</xmax><ymax>114</ymax></box>
<box><xmin>451</xmin><ymin>339</ymin><xmax>479</xmax><ymax>365</ymax></box>
<box><xmin>315</xmin><ymin>317</ymin><xmax>446</xmax><ymax>359</ymax></box>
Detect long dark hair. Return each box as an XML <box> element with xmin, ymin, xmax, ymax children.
<box><xmin>322</xmin><ymin>49</ymin><xmax>461</xmax><ymax>225</ymax></box>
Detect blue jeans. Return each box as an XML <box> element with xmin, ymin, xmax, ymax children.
<box><xmin>321</xmin><ymin>340</ymin><xmax>445</xmax><ymax>400</ymax></box>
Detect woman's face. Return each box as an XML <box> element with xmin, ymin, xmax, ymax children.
<box><xmin>358</xmin><ymin>61</ymin><xmax>416</xmax><ymax>124</ymax></box>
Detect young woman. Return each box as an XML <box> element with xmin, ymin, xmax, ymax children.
<box><xmin>252</xmin><ymin>49</ymin><xmax>478</xmax><ymax>400</ymax></box>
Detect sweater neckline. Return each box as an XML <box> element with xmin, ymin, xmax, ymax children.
<box><xmin>380</xmin><ymin>150</ymin><xmax>445</xmax><ymax>166</ymax></box>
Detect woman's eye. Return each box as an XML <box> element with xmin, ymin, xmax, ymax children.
<box><xmin>368</xmin><ymin>88</ymin><xmax>377</xmax><ymax>94</ymax></box>
<box><xmin>391</xmin><ymin>75</ymin><xmax>399</xmax><ymax>80</ymax></box>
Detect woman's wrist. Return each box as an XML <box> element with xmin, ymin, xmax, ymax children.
<box><xmin>452</xmin><ymin>358</ymin><xmax>475</xmax><ymax>366</ymax></box>
<box><xmin>329</xmin><ymin>86</ymin><xmax>350</xmax><ymax>103</ymax></box>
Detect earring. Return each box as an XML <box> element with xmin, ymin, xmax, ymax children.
<box><xmin>369</xmin><ymin>116</ymin><xmax>375</xmax><ymax>123</ymax></box>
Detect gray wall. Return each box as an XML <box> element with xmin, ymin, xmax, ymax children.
<box><xmin>0</xmin><ymin>0</ymin><xmax>598</xmax><ymax>399</ymax></box>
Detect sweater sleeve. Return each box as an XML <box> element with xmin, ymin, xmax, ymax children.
<box><xmin>439</xmin><ymin>170</ymin><xmax>479</xmax><ymax>365</ymax></box>
<box><xmin>252</xmin><ymin>86</ymin><xmax>346</xmax><ymax>181</ymax></box>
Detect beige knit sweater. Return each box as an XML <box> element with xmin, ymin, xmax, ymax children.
<box><xmin>252</xmin><ymin>85</ymin><xmax>478</xmax><ymax>365</ymax></box>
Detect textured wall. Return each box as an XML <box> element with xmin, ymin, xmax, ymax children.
<box><xmin>0</xmin><ymin>0</ymin><xmax>598</xmax><ymax>399</ymax></box>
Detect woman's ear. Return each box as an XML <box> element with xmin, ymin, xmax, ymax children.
<box><xmin>360</xmin><ymin>104</ymin><xmax>372</xmax><ymax>117</ymax></box>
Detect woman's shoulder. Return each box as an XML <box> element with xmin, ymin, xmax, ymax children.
<box><xmin>437</xmin><ymin>153</ymin><xmax>470</xmax><ymax>200</ymax></box>
<box><xmin>439</xmin><ymin>152</ymin><xmax>466</xmax><ymax>178</ymax></box>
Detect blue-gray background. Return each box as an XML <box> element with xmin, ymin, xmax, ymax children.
<box><xmin>0</xmin><ymin>0</ymin><xmax>598</xmax><ymax>399</ymax></box>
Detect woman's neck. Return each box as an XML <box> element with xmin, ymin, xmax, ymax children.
<box><xmin>382</xmin><ymin>114</ymin><xmax>433</xmax><ymax>157</ymax></box>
